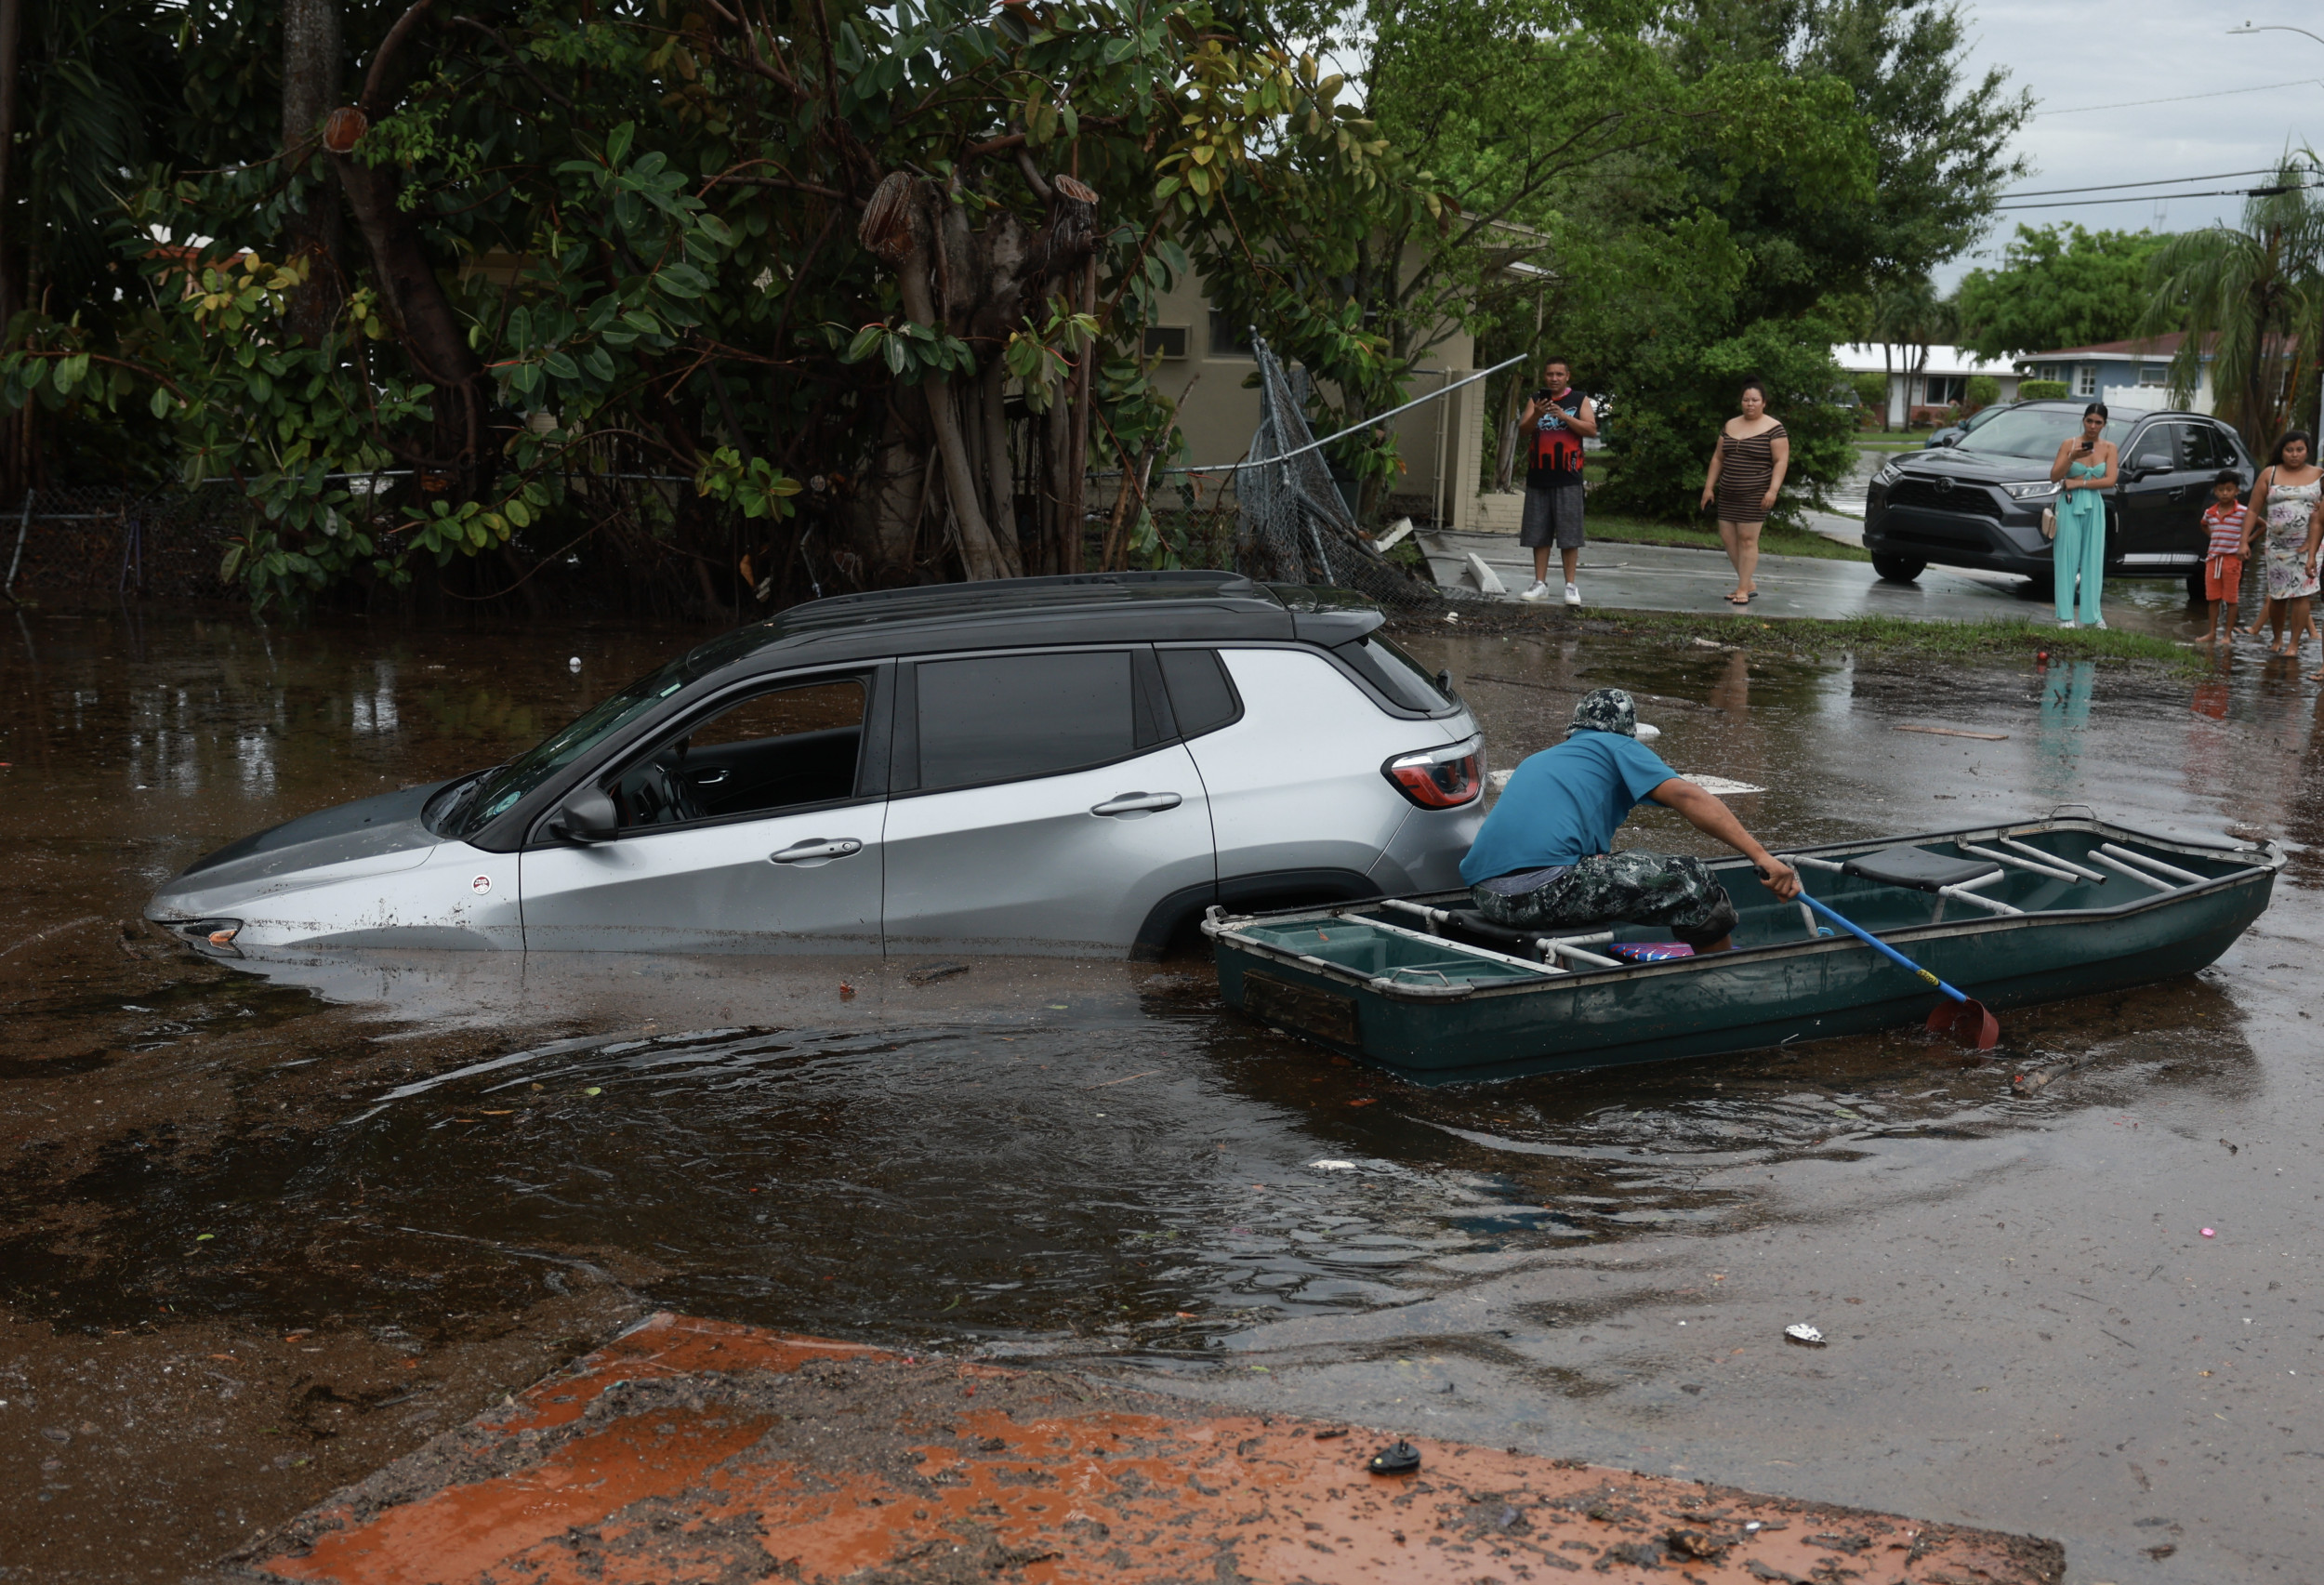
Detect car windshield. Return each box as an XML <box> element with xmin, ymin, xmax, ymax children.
<box><xmin>1955</xmin><ymin>407</ymin><xmax>2133</xmax><ymax>460</ymax></box>
<box><xmin>430</xmin><ymin>625</ymin><xmax>774</xmax><ymax>838</ymax></box>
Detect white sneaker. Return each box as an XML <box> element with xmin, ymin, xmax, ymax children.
<box><xmin>1564</xmin><ymin>582</ymin><xmax>1582</xmax><ymax>606</ymax></box>
<box><xmin>2091</xmin><ymin>618</ymin><xmax>2107</xmax><ymax>629</ymax></box>
<box><xmin>1520</xmin><ymin>580</ymin><xmax>1550</xmax><ymax>602</ymax></box>
<box><xmin>2058</xmin><ymin>619</ymin><xmax>2079</xmax><ymax>629</ymax></box>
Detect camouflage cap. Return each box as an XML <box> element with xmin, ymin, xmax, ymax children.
<box><xmin>1567</xmin><ymin>686</ymin><xmax>1641</xmax><ymax>738</ymax></box>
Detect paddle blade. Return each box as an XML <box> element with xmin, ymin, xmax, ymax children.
<box><xmin>1926</xmin><ymin>998</ymin><xmax>2001</xmax><ymax>1050</ymax></box>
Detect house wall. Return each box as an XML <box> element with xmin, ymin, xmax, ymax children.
<box><xmin>2022</xmin><ymin>357</ymin><xmax>2215</xmax><ymax>416</ymax></box>
<box><xmin>1144</xmin><ymin>269</ymin><xmax>1484</xmax><ymax>526</ymax></box>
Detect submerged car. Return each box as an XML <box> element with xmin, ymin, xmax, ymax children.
<box><xmin>148</xmin><ymin>572</ymin><xmax>1486</xmax><ymax>958</ymax></box>
<box><xmin>1864</xmin><ymin>400</ymin><xmax>2253</xmax><ymax>595</ymax></box>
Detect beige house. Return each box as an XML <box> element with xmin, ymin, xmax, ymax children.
<box><xmin>1140</xmin><ymin>270</ymin><xmax>1494</xmax><ymax>530</ymax></box>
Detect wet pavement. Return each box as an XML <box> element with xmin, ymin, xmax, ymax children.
<box><xmin>1421</xmin><ymin>527</ymin><xmax>2225</xmax><ymax>641</ymax></box>
<box><xmin>2</xmin><ymin>611</ymin><xmax>2321</xmax><ymax>1582</ymax></box>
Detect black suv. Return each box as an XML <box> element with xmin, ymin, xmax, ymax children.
<box><xmin>1864</xmin><ymin>401</ymin><xmax>2254</xmax><ymax>596</ymax></box>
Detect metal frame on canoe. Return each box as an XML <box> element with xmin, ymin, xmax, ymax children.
<box><xmin>1204</xmin><ymin>813</ymin><xmax>2282</xmax><ymax>1085</ymax></box>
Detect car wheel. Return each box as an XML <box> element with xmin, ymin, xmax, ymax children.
<box><xmin>2185</xmin><ymin>568</ymin><xmax>2209</xmax><ymax>601</ymax></box>
<box><xmin>1871</xmin><ymin>555</ymin><xmax>1924</xmax><ymax>584</ymax></box>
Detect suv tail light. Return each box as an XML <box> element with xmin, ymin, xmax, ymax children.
<box><xmin>1383</xmin><ymin>734</ymin><xmax>1484</xmax><ymax>809</ymax></box>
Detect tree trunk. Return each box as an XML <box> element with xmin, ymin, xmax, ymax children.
<box><xmin>1491</xmin><ymin>367</ymin><xmax>1525</xmax><ymax>491</ymax></box>
<box><xmin>0</xmin><ymin>0</ymin><xmax>21</xmax><ymax>337</ymax></box>
<box><xmin>329</xmin><ymin>4</ymin><xmax>485</xmax><ymax>479</ymax></box>
<box><xmin>282</xmin><ymin>0</ymin><xmax>346</xmax><ymax>345</ymax></box>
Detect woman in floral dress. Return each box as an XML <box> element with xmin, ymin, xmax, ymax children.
<box><xmin>2246</xmin><ymin>431</ymin><xmax>2323</xmax><ymax>661</ymax></box>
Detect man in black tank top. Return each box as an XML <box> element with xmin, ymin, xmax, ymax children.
<box><xmin>1517</xmin><ymin>358</ymin><xmax>1597</xmax><ymax>606</ymax></box>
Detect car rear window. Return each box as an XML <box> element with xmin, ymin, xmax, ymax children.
<box><xmin>1157</xmin><ymin>649</ymin><xmax>1241</xmax><ymax>737</ymax></box>
<box><xmin>1333</xmin><ymin>633</ymin><xmax>1454</xmax><ymax>712</ymax></box>
<box><xmin>915</xmin><ymin>652</ymin><xmax>1138</xmax><ymax>790</ymax></box>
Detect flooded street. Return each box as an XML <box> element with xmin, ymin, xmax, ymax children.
<box><xmin>2</xmin><ymin>611</ymin><xmax>2320</xmax><ymax>1583</ymax></box>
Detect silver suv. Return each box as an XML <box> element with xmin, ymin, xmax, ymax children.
<box><xmin>148</xmin><ymin>573</ymin><xmax>1486</xmax><ymax>958</ymax></box>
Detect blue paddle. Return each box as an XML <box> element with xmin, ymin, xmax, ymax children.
<box><xmin>1796</xmin><ymin>886</ymin><xmax>2000</xmax><ymax>1050</ymax></box>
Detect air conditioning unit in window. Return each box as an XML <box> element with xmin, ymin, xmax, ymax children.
<box><xmin>1143</xmin><ymin>326</ymin><xmax>1190</xmax><ymax>360</ymax></box>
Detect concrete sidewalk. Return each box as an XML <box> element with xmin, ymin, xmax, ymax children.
<box><xmin>1424</xmin><ymin>526</ymin><xmax>2205</xmax><ymax>641</ymax></box>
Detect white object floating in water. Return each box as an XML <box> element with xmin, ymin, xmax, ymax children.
<box><xmin>1783</xmin><ymin>1322</ymin><xmax>1826</xmax><ymax>1347</ymax></box>
<box><xmin>1634</xmin><ymin>722</ymin><xmax>1661</xmax><ymax>740</ymax></box>
<box><xmin>568</xmin><ymin>656</ymin><xmax>583</xmax><ymax>671</ymax></box>
<box><xmin>1309</xmin><ymin>1159</ymin><xmax>1358</xmax><ymax>1171</ymax></box>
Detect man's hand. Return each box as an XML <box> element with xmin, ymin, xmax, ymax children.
<box><xmin>1756</xmin><ymin>856</ymin><xmax>1801</xmax><ymax>901</ymax></box>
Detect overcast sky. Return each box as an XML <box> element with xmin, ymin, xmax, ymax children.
<box><xmin>1938</xmin><ymin>0</ymin><xmax>2322</xmax><ymax>288</ymax></box>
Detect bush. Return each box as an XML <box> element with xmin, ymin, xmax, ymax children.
<box><xmin>2020</xmin><ymin>378</ymin><xmax>2068</xmax><ymax>399</ymax></box>
<box><xmin>1965</xmin><ymin>374</ymin><xmax>2000</xmax><ymax>409</ymax></box>
<box><xmin>1592</xmin><ymin>315</ymin><xmax>1853</xmax><ymax>527</ymax></box>
<box><xmin>1850</xmin><ymin>371</ymin><xmax>1889</xmax><ymax>410</ymax></box>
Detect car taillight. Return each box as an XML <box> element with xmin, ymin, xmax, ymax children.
<box><xmin>1383</xmin><ymin>735</ymin><xmax>1484</xmax><ymax>809</ymax></box>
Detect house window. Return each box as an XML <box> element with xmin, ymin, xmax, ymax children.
<box><xmin>1923</xmin><ymin>376</ymin><xmax>1967</xmax><ymax>405</ymax></box>
<box><xmin>1142</xmin><ymin>326</ymin><xmax>1190</xmax><ymax>361</ymax></box>
<box><xmin>2038</xmin><ymin>364</ymin><xmax>2058</xmax><ymax>383</ymax></box>
<box><xmin>2138</xmin><ymin>363</ymin><xmax>2168</xmax><ymax>387</ymax></box>
<box><xmin>1208</xmin><ymin>310</ymin><xmax>1255</xmax><ymax>358</ymax></box>
<box><xmin>2076</xmin><ymin>364</ymin><xmax>2097</xmax><ymax>396</ymax></box>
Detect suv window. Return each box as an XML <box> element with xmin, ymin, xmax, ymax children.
<box><xmin>2187</xmin><ymin>423</ymin><xmax>2237</xmax><ymax>470</ymax></box>
<box><xmin>1957</xmin><ymin>406</ymin><xmax>2133</xmax><ymax>459</ymax></box>
<box><xmin>1333</xmin><ymin>633</ymin><xmax>1454</xmax><ymax>712</ymax></box>
<box><xmin>2126</xmin><ymin>423</ymin><xmax>2182</xmax><ymax>475</ymax></box>
<box><xmin>1157</xmin><ymin>649</ymin><xmax>1241</xmax><ymax>737</ymax></box>
<box><xmin>612</xmin><ymin>678</ymin><xmax>865</xmax><ymax>830</ymax></box>
<box><xmin>916</xmin><ymin>651</ymin><xmax>1142</xmax><ymax>791</ymax></box>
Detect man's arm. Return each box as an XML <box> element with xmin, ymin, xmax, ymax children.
<box><xmin>1563</xmin><ymin>394</ymin><xmax>1599</xmax><ymax>437</ymax></box>
<box><xmin>1647</xmin><ymin>777</ymin><xmax>1800</xmax><ymax>899</ymax></box>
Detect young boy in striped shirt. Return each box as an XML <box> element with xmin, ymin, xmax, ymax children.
<box><xmin>2195</xmin><ymin>469</ymin><xmax>2250</xmax><ymax>648</ymax></box>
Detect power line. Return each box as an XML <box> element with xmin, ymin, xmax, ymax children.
<box><xmin>2029</xmin><ymin>77</ymin><xmax>2322</xmax><ymax>117</ymax></box>
<box><xmin>1994</xmin><ymin>184</ymin><xmax>2313</xmax><ymax>212</ymax></box>
<box><xmin>2001</xmin><ymin>166</ymin><xmax>2304</xmax><ymax>199</ymax></box>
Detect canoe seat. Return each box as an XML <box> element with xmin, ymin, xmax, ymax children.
<box><xmin>1441</xmin><ymin>908</ymin><xmax>1619</xmax><ymax>955</ymax></box>
<box><xmin>1841</xmin><ymin>845</ymin><xmax>2002</xmax><ymax>892</ymax></box>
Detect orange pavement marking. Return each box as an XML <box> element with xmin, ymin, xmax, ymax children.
<box><xmin>239</xmin><ymin>1314</ymin><xmax>2065</xmax><ymax>1584</ymax></box>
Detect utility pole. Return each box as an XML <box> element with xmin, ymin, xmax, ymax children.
<box><xmin>0</xmin><ymin>0</ymin><xmax>22</xmax><ymax>336</ymax></box>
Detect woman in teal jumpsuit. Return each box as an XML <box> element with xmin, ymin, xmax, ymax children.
<box><xmin>2046</xmin><ymin>403</ymin><xmax>2117</xmax><ymax>628</ymax></box>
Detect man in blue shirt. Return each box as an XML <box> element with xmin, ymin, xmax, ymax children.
<box><xmin>1461</xmin><ymin>688</ymin><xmax>1800</xmax><ymax>951</ymax></box>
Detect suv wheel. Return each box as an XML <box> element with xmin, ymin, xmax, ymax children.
<box><xmin>2185</xmin><ymin>567</ymin><xmax>2209</xmax><ymax>601</ymax></box>
<box><xmin>1871</xmin><ymin>554</ymin><xmax>1925</xmax><ymax>584</ymax></box>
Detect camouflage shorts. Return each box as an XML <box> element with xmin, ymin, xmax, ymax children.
<box><xmin>1472</xmin><ymin>851</ymin><xmax>1739</xmax><ymax>948</ymax></box>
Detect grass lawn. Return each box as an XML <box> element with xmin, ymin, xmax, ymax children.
<box><xmin>1583</xmin><ymin>512</ymin><xmax>1870</xmax><ymax>562</ymax></box>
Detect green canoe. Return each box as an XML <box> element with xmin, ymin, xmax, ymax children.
<box><xmin>1205</xmin><ymin>814</ymin><xmax>2282</xmax><ymax>1085</ymax></box>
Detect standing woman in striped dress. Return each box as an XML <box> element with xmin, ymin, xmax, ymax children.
<box><xmin>1699</xmin><ymin>377</ymin><xmax>1789</xmax><ymax>604</ymax></box>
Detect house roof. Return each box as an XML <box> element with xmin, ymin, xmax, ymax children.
<box><xmin>2021</xmin><ymin>333</ymin><xmax>2210</xmax><ymax>361</ymax></box>
<box><xmin>1830</xmin><ymin>343</ymin><xmax>2018</xmax><ymax>377</ymax></box>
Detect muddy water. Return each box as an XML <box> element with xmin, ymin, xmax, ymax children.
<box><xmin>1</xmin><ymin>611</ymin><xmax>2320</xmax><ymax>1583</ymax></box>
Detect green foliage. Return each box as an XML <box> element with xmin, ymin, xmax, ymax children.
<box><xmin>2018</xmin><ymin>378</ymin><xmax>2067</xmax><ymax>400</ymax></box>
<box><xmin>1850</xmin><ymin>370</ymin><xmax>1889</xmax><ymax>409</ymax></box>
<box><xmin>1955</xmin><ymin>224</ymin><xmax>2169</xmax><ymax>358</ymax></box>
<box><xmin>1591</xmin><ymin>313</ymin><xmax>1852</xmax><ymax>525</ymax></box>
<box><xmin>1671</xmin><ymin>0</ymin><xmax>2030</xmax><ymax>318</ymax></box>
<box><xmin>2136</xmin><ymin>165</ymin><xmax>2324</xmax><ymax>449</ymax></box>
<box><xmin>1964</xmin><ymin>373</ymin><xmax>1999</xmax><ymax>408</ymax></box>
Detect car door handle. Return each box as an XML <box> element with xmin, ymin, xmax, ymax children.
<box><xmin>686</xmin><ymin>767</ymin><xmax>730</xmax><ymax>786</ymax></box>
<box><xmin>770</xmin><ymin>839</ymin><xmax>864</xmax><ymax>864</ymax></box>
<box><xmin>1090</xmin><ymin>791</ymin><xmax>1182</xmax><ymax>816</ymax></box>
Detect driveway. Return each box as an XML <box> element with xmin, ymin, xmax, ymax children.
<box><xmin>1422</xmin><ymin>526</ymin><xmax>2210</xmax><ymax>641</ymax></box>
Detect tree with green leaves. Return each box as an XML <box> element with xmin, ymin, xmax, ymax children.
<box><xmin>2139</xmin><ymin>161</ymin><xmax>2324</xmax><ymax>451</ymax></box>
<box><xmin>0</xmin><ymin>0</ymin><xmax>1412</xmax><ymax>612</ymax></box>
<box><xmin>1955</xmin><ymin>223</ymin><xmax>2169</xmax><ymax>359</ymax></box>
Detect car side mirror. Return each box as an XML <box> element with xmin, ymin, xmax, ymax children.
<box><xmin>551</xmin><ymin>786</ymin><xmax>619</xmax><ymax>844</ymax></box>
<box><xmin>2131</xmin><ymin>455</ymin><xmax>2170</xmax><ymax>479</ymax></box>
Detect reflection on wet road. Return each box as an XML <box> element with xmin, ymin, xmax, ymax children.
<box><xmin>2</xmin><ymin>612</ymin><xmax>2320</xmax><ymax>1583</ymax></box>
